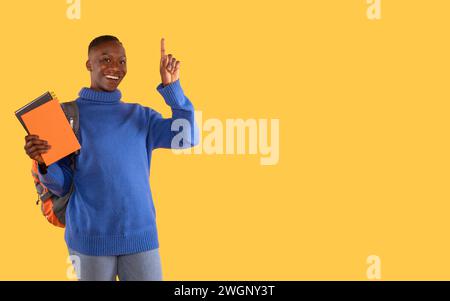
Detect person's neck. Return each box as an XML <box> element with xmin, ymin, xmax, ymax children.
<box><xmin>90</xmin><ymin>85</ymin><xmax>112</xmax><ymax>92</ymax></box>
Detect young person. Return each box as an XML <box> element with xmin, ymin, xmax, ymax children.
<box><xmin>23</xmin><ymin>35</ymin><xmax>198</xmax><ymax>281</ymax></box>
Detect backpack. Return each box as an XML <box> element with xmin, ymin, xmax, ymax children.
<box><xmin>30</xmin><ymin>101</ymin><xmax>80</xmax><ymax>228</ymax></box>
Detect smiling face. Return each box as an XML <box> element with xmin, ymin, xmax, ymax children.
<box><xmin>86</xmin><ymin>40</ymin><xmax>127</xmax><ymax>92</ymax></box>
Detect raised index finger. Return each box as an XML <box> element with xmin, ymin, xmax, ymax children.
<box><xmin>161</xmin><ymin>38</ymin><xmax>166</xmax><ymax>57</ymax></box>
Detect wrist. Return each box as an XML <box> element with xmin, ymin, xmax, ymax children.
<box><xmin>37</xmin><ymin>162</ymin><xmax>48</xmax><ymax>174</ymax></box>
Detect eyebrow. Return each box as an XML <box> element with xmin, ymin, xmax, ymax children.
<box><xmin>100</xmin><ymin>52</ymin><xmax>126</xmax><ymax>58</ymax></box>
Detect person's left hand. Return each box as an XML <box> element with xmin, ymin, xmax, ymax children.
<box><xmin>160</xmin><ymin>38</ymin><xmax>180</xmax><ymax>87</ymax></box>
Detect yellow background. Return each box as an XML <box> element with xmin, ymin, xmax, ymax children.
<box><xmin>1</xmin><ymin>0</ymin><xmax>449</xmax><ymax>280</ymax></box>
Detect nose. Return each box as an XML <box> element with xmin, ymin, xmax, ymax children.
<box><xmin>110</xmin><ymin>62</ymin><xmax>120</xmax><ymax>71</ymax></box>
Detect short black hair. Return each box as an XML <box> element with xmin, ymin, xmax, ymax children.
<box><xmin>88</xmin><ymin>35</ymin><xmax>122</xmax><ymax>54</ymax></box>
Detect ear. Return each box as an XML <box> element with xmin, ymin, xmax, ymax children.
<box><xmin>86</xmin><ymin>59</ymin><xmax>92</xmax><ymax>72</ymax></box>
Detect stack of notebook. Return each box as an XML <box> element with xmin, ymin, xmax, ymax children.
<box><xmin>15</xmin><ymin>91</ymin><xmax>81</xmax><ymax>166</ymax></box>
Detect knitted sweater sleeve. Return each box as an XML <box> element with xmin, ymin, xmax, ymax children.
<box><xmin>147</xmin><ymin>79</ymin><xmax>199</xmax><ymax>150</ymax></box>
<box><xmin>36</xmin><ymin>155</ymin><xmax>74</xmax><ymax>197</ymax></box>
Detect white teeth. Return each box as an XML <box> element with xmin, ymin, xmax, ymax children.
<box><xmin>105</xmin><ymin>75</ymin><xmax>119</xmax><ymax>80</ymax></box>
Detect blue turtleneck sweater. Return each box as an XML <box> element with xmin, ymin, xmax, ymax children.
<box><xmin>37</xmin><ymin>80</ymin><xmax>198</xmax><ymax>256</ymax></box>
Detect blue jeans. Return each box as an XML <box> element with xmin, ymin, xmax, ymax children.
<box><xmin>68</xmin><ymin>248</ymin><xmax>163</xmax><ymax>281</ymax></box>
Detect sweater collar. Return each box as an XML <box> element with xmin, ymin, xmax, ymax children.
<box><xmin>78</xmin><ymin>87</ymin><xmax>122</xmax><ymax>104</ymax></box>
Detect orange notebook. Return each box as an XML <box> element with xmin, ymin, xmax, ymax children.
<box><xmin>16</xmin><ymin>93</ymin><xmax>81</xmax><ymax>166</ymax></box>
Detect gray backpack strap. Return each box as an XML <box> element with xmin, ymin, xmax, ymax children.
<box><xmin>60</xmin><ymin>101</ymin><xmax>80</xmax><ymax>168</ymax></box>
<box><xmin>61</xmin><ymin>101</ymin><xmax>79</xmax><ymax>136</ymax></box>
